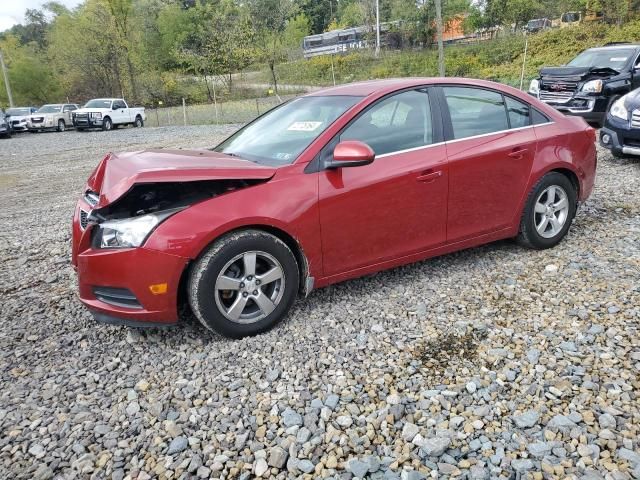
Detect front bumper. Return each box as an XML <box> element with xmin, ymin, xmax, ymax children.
<box><xmin>72</xmin><ymin>200</ymin><xmax>189</xmax><ymax>326</ymax></box>
<box><xmin>27</xmin><ymin>118</ymin><xmax>56</xmax><ymax>131</ymax></box>
<box><xmin>530</xmin><ymin>92</ymin><xmax>608</xmax><ymax>123</ymax></box>
<box><xmin>600</xmin><ymin>116</ymin><xmax>640</xmax><ymax>157</ymax></box>
<box><xmin>73</xmin><ymin>116</ymin><xmax>103</xmax><ymax>128</ymax></box>
<box><xmin>0</xmin><ymin>124</ymin><xmax>10</xmax><ymax>135</ymax></box>
<box><xmin>11</xmin><ymin>121</ymin><xmax>28</xmax><ymax>131</ymax></box>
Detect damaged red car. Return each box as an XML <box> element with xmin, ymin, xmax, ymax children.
<box><xmin>72</xmin><ymin>78</ymin><xmax>597</xmax><ymax>338</ymax></box>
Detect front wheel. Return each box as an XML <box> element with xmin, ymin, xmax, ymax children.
<box><xmin>517</xmin><ymin>172</ymin><xmax>577</xmax><ymax>249</ymax></box>
<box><xmin>102</xmin><ymin>117</ymin><xmax>113</xmax><ymax>131</ymax></box>
<box><xmin>57</xmin><ymin>119</ymin><xmax>66</xmax><ymax>132</ymax></box>
<box><xmin>188</xmin><ymin>230</ymin><xmax>299</xmax><ymax>338</ymax></box>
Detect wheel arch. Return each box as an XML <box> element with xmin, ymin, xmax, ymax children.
<box><xmin>177</xmin><ymin>223</ymin><xmax>311</xmax><ymax>313</ymax></box>
<box><xmin>549</xmin><ymin>167</ymin><xmax>580</xmax><ymax>199</ymax></box>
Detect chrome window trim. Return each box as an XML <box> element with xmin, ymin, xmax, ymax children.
<box><xmin>375</xmin><ymin>122</ymin><xmax>554</xmax><ymax>158</ymax></box>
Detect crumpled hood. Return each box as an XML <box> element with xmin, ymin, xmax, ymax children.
<box><xmin>86</xmin><ymin>149</ymin><xmax>276</xmax><ymax>206</ymax></box>
<box><xmin>540</xmin><ymin>66</ymin><xmax>620</xmax><ymax>82</ymax></box>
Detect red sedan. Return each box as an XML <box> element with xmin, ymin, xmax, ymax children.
<box><xmin>71</xmin><ymin>78</ymin><xmax>597</xmax><ymax>338</ymax></box>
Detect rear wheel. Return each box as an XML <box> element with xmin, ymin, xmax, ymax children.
<box><xmin>517</xmin><ymin>172</ymin><xmax>577</xmax><ymax>249</ymax></box>
<box><xmin>134</xmin><ymin>115</ymin><xmax>144</xmax><ymax>128</ymax></box>
<box><xmin>57</xmin><ymin>119</ymin><xmax>66</xmax><ymax>132</ymax></box>
<box><xmin>188</xmin><ymin>230</ymin><xmax>299</xmax><ymax>338</ymax></box>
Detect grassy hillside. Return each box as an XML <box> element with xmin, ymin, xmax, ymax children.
<box><xmin>271</xmin><ymin>20</ymin><xmax>640</xmax><ymax>89</ymax></box>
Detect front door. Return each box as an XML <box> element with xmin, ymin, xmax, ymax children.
<box><xmin>440</xmin><ymin>86</ymin><xmax>537</xmax><ymax>242</ymax></box>
<box><xmin>318</xmin><ymin>88</ymin><xmax>448</xmax><ymax>277</ymax></box>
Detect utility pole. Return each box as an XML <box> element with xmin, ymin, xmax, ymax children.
<box><xmin>0</xmin><ymin>49</ymin><xmax>14</xmax><ymax>108</ymax></box>
<box><xmin>375</xmin><ymin>0</ymin><xmax>381</xmax><ymax>57</ymax></box>
<box><xmin>435</xmin><ymin>0</ymin><xmax>445</xmax><ymax>77</ymax></box>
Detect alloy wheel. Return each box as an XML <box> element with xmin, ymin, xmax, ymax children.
<box><xmin>534</xmin><ymin>185</ymin><xmax>569</xmax><ymax>239</ymax></box>
<box><xmin>214</xmin><ymin>251</ymin><xmax>285</xmax><ymax>324</ymax></box>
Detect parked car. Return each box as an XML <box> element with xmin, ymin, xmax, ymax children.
<box><xmin>28</xmin><ymin>104</ymin><xmax>79</xmax><ymax>132</ymax></box>
<box><xmin>529</xmin><ymin>43</ymin><xmax>640</xmax><ymax>125</ymax></box>
<box><xmin>72</xmin><ymin>78</ymin><xmax>597</xmax><ymax>338</ymax></box>
<box><xmin>524</xmin><ymin>18</ymin><xmax>552</xmax><ymax>33</ymax></box>
<box><xmin>73</xmin><ymin>98</ymin><xmax>145</xmax><ymax>131</ymax></box>
<box><xmin>0</xmin><ymin>109</ymin><xmax>11</xmax><ymax>138</ymax></box>
<box><xmin>600</xmin><ymin>86</ymin><xmax>640</xmax><ymax>157</ymax></box>
<box><xmin>6</xmin><ymin>106</ymin><xmax>37</xmax><ymax>132</ymax></box>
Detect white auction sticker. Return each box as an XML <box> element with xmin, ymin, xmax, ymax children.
<box><xmin>288</xmin><ymin>121</ymin><xmax>322</xmax><ymax>131</ymax></box>
<box><xmin>610</xmin><ymin>57</ymin><xmax>628</xmax><ymax>62</ymax></box>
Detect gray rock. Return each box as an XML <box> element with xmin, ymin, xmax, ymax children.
<box><xmin>282</xmin><ymin>407</ymin><xmax>303</xmax><ymax>427</ymax></box>
<box><xmin>511</xmin><ymin>459</ymin><xmax>534</xmax><ymax>472</ymax></box>
<box><xmin>402</xmin><ymin>422</ymin><xmax>420</xmax><ymax>442</ymax></box>
<box><xmin>513</xmin><ymin>410</ymin><xmax>540</xmax><ymax>428</ymax></box>
<box><xmin>298</xmin><ymin>459</ymin><xmax>315</xmax><ymax>473</ymax></box>
<box><xmin>254</xmin><ymin>458</ymin><xmax>269</xmax><ymax>477</ymax></box>
<box><xmin>167</xmin><ymin>436</ymin><xmax>189</xmax><ymax>455</ymax></box>
<box><xmin>325</xmin><ymin>394</ymin><xmax>340</xmax><ymax>410</ymax></box>
<box><xmin>417</xmin><ymin>437</ymin><xmax>451</xmax><ymax>457</ymax></box>
<box><xmin>348</xmin><ymin>458</ymin><xmax>371</xmax><ymax>478</ymax></box>
<box><xmin>599</xmin><ymin>413</ymin><xmax>616</xmax><ymax>429</ymax></box>
<box><xmin>268</xmin><ymin>446</ymin><xmax>288</xmax><ymax>468</ymax></box>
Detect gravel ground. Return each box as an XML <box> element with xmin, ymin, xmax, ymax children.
<box><xmin>0</xmin><ymin>126</ymin><xmax>639</xmax><ymax>480</ymax></box>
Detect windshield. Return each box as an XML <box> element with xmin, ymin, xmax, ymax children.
<box><xmin>528</xmin><ymin>19</ymin><xmax>544</xmax><ymax>27</ymax></box>
<box><xmin>84</xmin><ymin>99</ymin><xmax>113</xmax><ymax>109</ymax></box>
<box><xmin>37</xmin><ymin>105</ymin><xmax>62</xmax><ymax>114</ymax></box>
<box><xmin>7</xmin><ymin>108</ymin><xmax>31</xmax><ymax>116</ymax></box>
<box><xmin>567</xmin><ymin>48</ymin><xmax>635</xmax><ymax>71</ymax></box>
<box><xmin>214</xmin><ymin>96</ymin><xmax>362</xmax><ymax>166</ymax></box>
<box><xmin>561</xmin><ymin>12</ymin><xmax>580</xmax><ymax>22</ymax></box>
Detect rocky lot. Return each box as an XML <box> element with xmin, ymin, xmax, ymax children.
<box><xmin>0</xmin><ymin>126</ymin><xmax>639</xmax><ymax>480</ymax></box>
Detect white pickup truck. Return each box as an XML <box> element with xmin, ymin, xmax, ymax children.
<box><xmin>72</xmin><ymin>98</ymin><xmax>146</xmax><ymax>131</ymax></box>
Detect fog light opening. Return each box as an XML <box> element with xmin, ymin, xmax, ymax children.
<box><xmin>602</xmin><ymin>134</ymin><xmax>611</xmax><ymax>145</ymax></box>
<box><xmin>149</xmin><ymin>283</ymin><xmax>168</xmax><ymax>295</ymax></box>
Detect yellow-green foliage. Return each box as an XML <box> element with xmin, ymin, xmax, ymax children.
<box><xmin>274</xmin><ymin>20</ymin><xmax>640</xmax><ymax>88</ymax></box>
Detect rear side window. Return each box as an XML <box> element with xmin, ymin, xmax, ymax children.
<box><xmin>531</xmin><ymin>108</ymin><xmax>550</xmax><ymax>125</ymax></box>
<box><xmin>341</xmin><ymin>89</ymin><xmax>433</xmax><ymax>155</ymax></box>
<box><xmin>443</xmin><ymin>87</ymin><xmax>508</xmax><ymax>139</ymax></box>
<box><xmin>505</xmin><ymin>97</ymin><xmax>530</xmax><ymax>128</ymax></box>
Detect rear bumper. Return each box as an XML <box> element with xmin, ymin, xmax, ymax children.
<box><xmin>72</xmin><ymin>200</ymin><xmax>188</xmax><ymax>326</ymax></box>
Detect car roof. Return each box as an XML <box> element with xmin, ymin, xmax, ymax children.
<box><xmin>587</xmin><ymin>44</ymin><xmax>640</xmax><ymax>51</ymax></box>
<box><xmin>306</xmin><ymin>77</ymin><xmax>523</xmax><ymax>97</ymax></box>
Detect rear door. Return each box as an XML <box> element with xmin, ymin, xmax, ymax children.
<box><xmin>318</xmin><ymin>88</ymin><xmax>448</xmax><ymax>277</ymax></box>
<box><xmin>438</xmin><ymin>86</ymin><xmax>537</xmax><ymax>242</ymax></box>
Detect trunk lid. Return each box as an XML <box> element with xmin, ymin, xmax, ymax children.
<box><xmin>86</xmin><ymin>149</ymin><xmax>276</xmax><ymax>206</ymax></box>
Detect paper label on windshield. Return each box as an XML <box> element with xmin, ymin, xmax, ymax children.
<box><xmin>610</xmin><ymin>57</ymin><xmax>628</xmax><ymax>62</ymax></box>
<box><xmin>288</xmin><ymin>121</ymin><xmax>322</xmax><ymax>132</ymax></box>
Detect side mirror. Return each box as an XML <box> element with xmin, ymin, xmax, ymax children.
<box><xmin>328</xmin><ymin>140</ymin><xmax>375</xmax><ymax>169</ymax></box>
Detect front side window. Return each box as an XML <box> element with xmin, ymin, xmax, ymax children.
<box><xmin>444</xmin><ymin>87</ymin><xmax>508</xmax><ymax>139</ymax></box>
<box><xmin>84</xmin><ymin>99</ymin><xmax>113</xmax><ymax>109</ymax></box>
<box><xmin>341</xmin><ymin>89</ymin><xmax>433</xmax><ymax>155</ymax></box>
<box><xmin>214</xmin><ymin>95</ymin><xmax>362</xmax><ymax>166</ymax></box>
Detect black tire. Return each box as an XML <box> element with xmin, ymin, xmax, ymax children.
<box><xmin>517</xmin><ymin>172</ymin><xmax>577</xmax><ymax>250</ymax></box>
<box><xmin>188</xmin><ymin>230</ymin><xmax>299</xmax><ymax>338</ymax></box>
<box><xmin>102</xmin><ymin>117</ymin><xmax>113</xmax><ymax>131</ymax></box>
<box><xmin>134</xmin><ymin>115</ymin><xmax>144</xmax><ymax>128</ymax></box>
<box><xmin>57</xmin><ymin>119</ymin><xmax>66</xmax><ymax>132</ymax></box>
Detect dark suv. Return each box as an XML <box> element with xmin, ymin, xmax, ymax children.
<box><xmin>529</xmin><ymin>43</ymin><xmax>640</xmax><ymax>125</ymax></box>
<box><xmin>0</xmin><ymin>109</ymin><xmax>12</xmax><ymax>139</ymax></box>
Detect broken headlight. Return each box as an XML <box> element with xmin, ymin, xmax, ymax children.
<box><xmin>94</xmin><ymin>209</ymin><xmax>182</xmax><ymax>249</ymax></box>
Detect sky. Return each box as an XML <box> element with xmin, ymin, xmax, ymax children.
<box><xmin>0</xmin><ymin>0</ymin><xmax>83</xmax><ymax>33</ymax></box>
